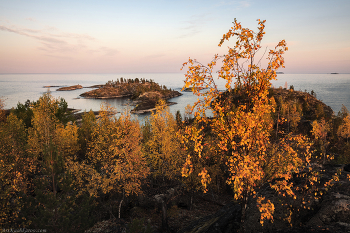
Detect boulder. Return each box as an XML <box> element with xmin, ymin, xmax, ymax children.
<box><xmin>84</xmin><ymin>219</ymin><xmax>127</xmax><ymax>233</ymax></box>
<box><xmin>306</xmin><ymin>192</ymin><xmax>350</xmax><ymax>228</ymax></box>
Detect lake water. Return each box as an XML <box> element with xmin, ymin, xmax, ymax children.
<box><xmin>0</xmin><ymin>73</ymin><xmax>349</xmax><ymax>120</ymax></box>
<box><xmin>272</xmin><ymin>74</ymin><xmax>350</xmax><ymax>114</ymax></box>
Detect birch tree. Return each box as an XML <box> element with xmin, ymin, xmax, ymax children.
<box><xmin>181</xmin><ymin>19</ymin><xmax>319</xmax><ymax>226</ymax></box>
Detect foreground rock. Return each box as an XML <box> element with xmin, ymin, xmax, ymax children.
<box><xmin>85</xmin><ymin>219</ymin><xmax>127</xmax><ymax>233</ymax></box>
<box><xmin>243</xmin><ymin>164</ymin><xmax>350</xmax><ymax>233</ymax></box>
<box><xmin>83</xmin><ymin>164</ymin><xmax>350</xmax><ymax>233</ymax></box>
<box><xmin>176</xmin><ymin>164</ymin><xmax>350</xmax><ymax>233</ymax></box>
<box><xmin>177</xmin><ymin>201</ymin><xmax>241</xmax><ymax>233</ymax></box>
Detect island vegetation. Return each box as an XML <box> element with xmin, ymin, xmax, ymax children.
<box><xmin>1</xmin><ymin>19</ymin><xmax>350</xmax><ymax>233</ymax></box>
<box><xmin>80</xmin><ymin>78</ymin><xmax>182</xmax><ymax>113</ymax></box>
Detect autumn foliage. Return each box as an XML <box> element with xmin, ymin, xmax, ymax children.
<box><xmin>85</xmin><ymin>105</ymin><xmax>149</xmax><ymax>197</ymax></box>
<box><xmin>181</xmin><ymin>19</ymin><xmax>338</xmax><ymax>226</ymax></box>
<box><xmin>1</xmin><ymin>19</ymin><xmax>349</xmax><ymax>232</ymax></box>
<box><xmin>142</xmin><ymin>99</ymin><xmax>185</xmax><ymax>181</ymax></box>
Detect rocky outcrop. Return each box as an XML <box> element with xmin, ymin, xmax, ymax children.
<box><xmin>163</xmin><ymin>91</ymin><xmax>182</xmax><ymax>100</ymax></box>
<box><xmin>130</xmin><ymin>91</ymin><xmax>181</xmax><ymax>114</ymax></box>
<box><xmin>242</xmin><ymin>164</ymin><xmax>350</xmax><ymax>233</ymax></box>
<box><xmin>269</xmin><ymin>88</ymin><xmax>334</xmax><ymax>119</ymax></box>
<box><xmin>306</xmin><ymin>192</ymin><xmax>350</xmax><ymax>227</ymax></box>
<box><xmin>84</xmin><ymin>169</ymin><xmax>350</xmax><ymax>233</ymax></box>
<box><xmin>177</xmin><ymin>201</ymin><xmax>241</xmax><ymax>233</ymax></box>
<box><xmin>131</xmin><ymin>101</ymin><xmax>177</xmax><ymax>114</ymax></box>
<box><xmin>85</xmin><ymin>219</ymin><xmax>127</xmax><ymax>233</ymax></box>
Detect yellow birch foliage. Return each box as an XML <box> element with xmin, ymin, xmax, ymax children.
<box><xmin>143</xmin><ymin>100</ymin><xmax>185</xmax><ymax>179</ymax></box>
<box><xmin>77</xmin><ymin>110</ymin><xmax>97</xmax><ymax>159</ymax></box>
<box><xmin>28</xmin><ymin>93</ymin><xmax>79</xmax><ymax>159</ymax></box>
<box><xmin>257</xmin><ymin>197</ymin><xmax>275</xmax><ymax>225</ymax></box>
<box><xmin>0</xmin><ymin>98</ymin><xmax>5</xmax><ymax>122</ymax></box>
<box><xmin>338</xmin><ymin>115</ymin><xmax>350</xmax><ymax>141</ymax></box>
<box><xmin>181</xmin><ymin>19</ymin><xmax>319</xmax><ymax>225</ymax></box>
<box><xmin>0</xmin><ymin>113</ymin><xmax>34</xmax><ymax>227</ymax></box>
<box><xmin>180</xmin><ymin>117</ymin><xmax>212</xmax><ymax>193</ymax></box>
<box><xmin>277</xmin><ymin>99</ymin><xmax>302</xmax><ymax>134</ymax></box>
<box><xmin>27</xmin><ymin>92</ymin><xmax>79</xmax><ymax>203</ymax></box>
<box><xmin>311</xmin><ymin>118</ymin><xmax>331</xmax><ymax>164</ymax></box>
<box><xmin>85</xmin><ymin>105</ymin><xmax>149</xmax><ymax>197</ymax></box>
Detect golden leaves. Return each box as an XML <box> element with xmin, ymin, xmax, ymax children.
<box><xmin>143</xmin><ymin>100</ymin><xmax>185</xmax><ymax>179</ymax></box>
<box><xmin>198</xmin><ymin>167</ymin><xmax>211</xmax><ymax>193</ymax></box>
<box><xmin>181</xmin><ymin>155</ymin><xmax>193</xmax><ymax>178</ymax></box>
<box><xmin>86</xmin><ymin>104</ymin><xmax>149</xmax><ymax>197</ymax></box>
<box><xmin>311</xmin><ymin>118</ymin><xmax>331</xmax><ymax>164</ymax></box>
<box><xmin>338</xmin><ymin>115</ymin><xmax>350</xmax><ymax>140</ymax></box>
<box><xmin>179</xmin><ymin>18</ymin><xmax>328</xmax><ymax>227</ymax></box>
<box><xmin>257</xmin><ymin>196</ymin><xmax>275</xmax><ymax>225</ymax></box>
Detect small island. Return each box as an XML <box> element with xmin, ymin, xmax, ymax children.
<box><xmin>57</xmin><ymin>84</ymin><xmax>83</xmax><ymax>91</ymax></box>
<box><xmin>80</xmin><ymin>78</ymin><xmax>182</xmax><ymax>113</ymax></box>
<box><xmin>182</xmin><ymin>86</ymin><xmax>208</xmax><ymax>92</ymax></box>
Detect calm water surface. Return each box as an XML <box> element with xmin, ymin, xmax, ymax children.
<box><xmin>0</xmin><ymin>73</ymin><xmax>349</xmax><ymax>119</ymax></box>
<box><xmin>272</xmin><ymin>74</ymin><xmax>350</xmax><ymax>114</ymax></box>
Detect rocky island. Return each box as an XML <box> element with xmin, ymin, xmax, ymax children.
<box><xmin>80</xmin><ymin>78</ymin><xmax>182</xmax><ymax>113</ymax></box>
<box><xmin>57</xmin><ymin>84</ymin><xmax>83</xmax><ymax>91</ymax></box>
<box><xmin>182</xmin><ymin>86</ymin><xmax>207</xmax><ymax>92</ymax></box>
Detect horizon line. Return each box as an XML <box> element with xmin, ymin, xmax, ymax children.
<box><xmin>1</xmin><ymin>72</ymin><xmax>349</xmax><ymax>75</ymax></box>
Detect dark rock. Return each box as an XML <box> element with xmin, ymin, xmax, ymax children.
<box><xmin>137</xmin><ymin>194</ymin><xmax>156</xmax><ymax>209</ymax></box>
<box><xmin>306</xmin><ymin>192</ymin><xmax>350</xmax><ymax>228</ymax></box>
<box><xmin>243</xmin><ymin>165</ymin><xmax>350</xmax><ymax>233</ymax></box>
<box><xmin>84</xmin><ymin>218</ymin><xmax>127</xmax><ymax>233</ymax></box>
<box><xmin>344</xmin><ymin>164</ymin><xmax>350</xmax><ymax>172</ymax></box>
<box><xmin>177</xmin><ymin>202</ymin><xmax>189</xmax><ymax>210</ymax></box>
<box><xmin>177</xmin><ymin>201</ymin><xmax>241</xmax><ymax>233</ymax></box>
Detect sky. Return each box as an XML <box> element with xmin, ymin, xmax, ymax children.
<box><xmin>0</xmin><ymin>0</ymin><xmax>349</xmax><ymax>74</ymax></box>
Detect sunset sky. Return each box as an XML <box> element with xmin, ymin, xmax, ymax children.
<box><xmin>1</xmin><ymin>0</ymin><xmax>349</xmax><ymax>74</ymax></box>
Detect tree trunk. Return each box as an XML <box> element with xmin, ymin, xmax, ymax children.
<box><xmin>118</xmin><ymin>191</ymin><xmax>125</xmax><ymax>219</ymax></box>
<box><xmin>160</xmin><ymin>199</ymin><xmax>169</xmax><ymax>233</ymax></box>
<box><xmin>276</xmin><ymin>111</ymin><xmax>279</xmax><ymax>139</ymax></box>
<box><xmin>190</xmin><ymin>191</ymin><xmax>194</xmax><ymax>210</ymax></box>
<box><xmin>51</xmin><ymin>149</ymin><xmax>56</xmax><ymax>198</ymax></box>
<box><xmin>239</xmin><ymin>190</ymin><xmax>249</xmax><ymax>233</ymax></box>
